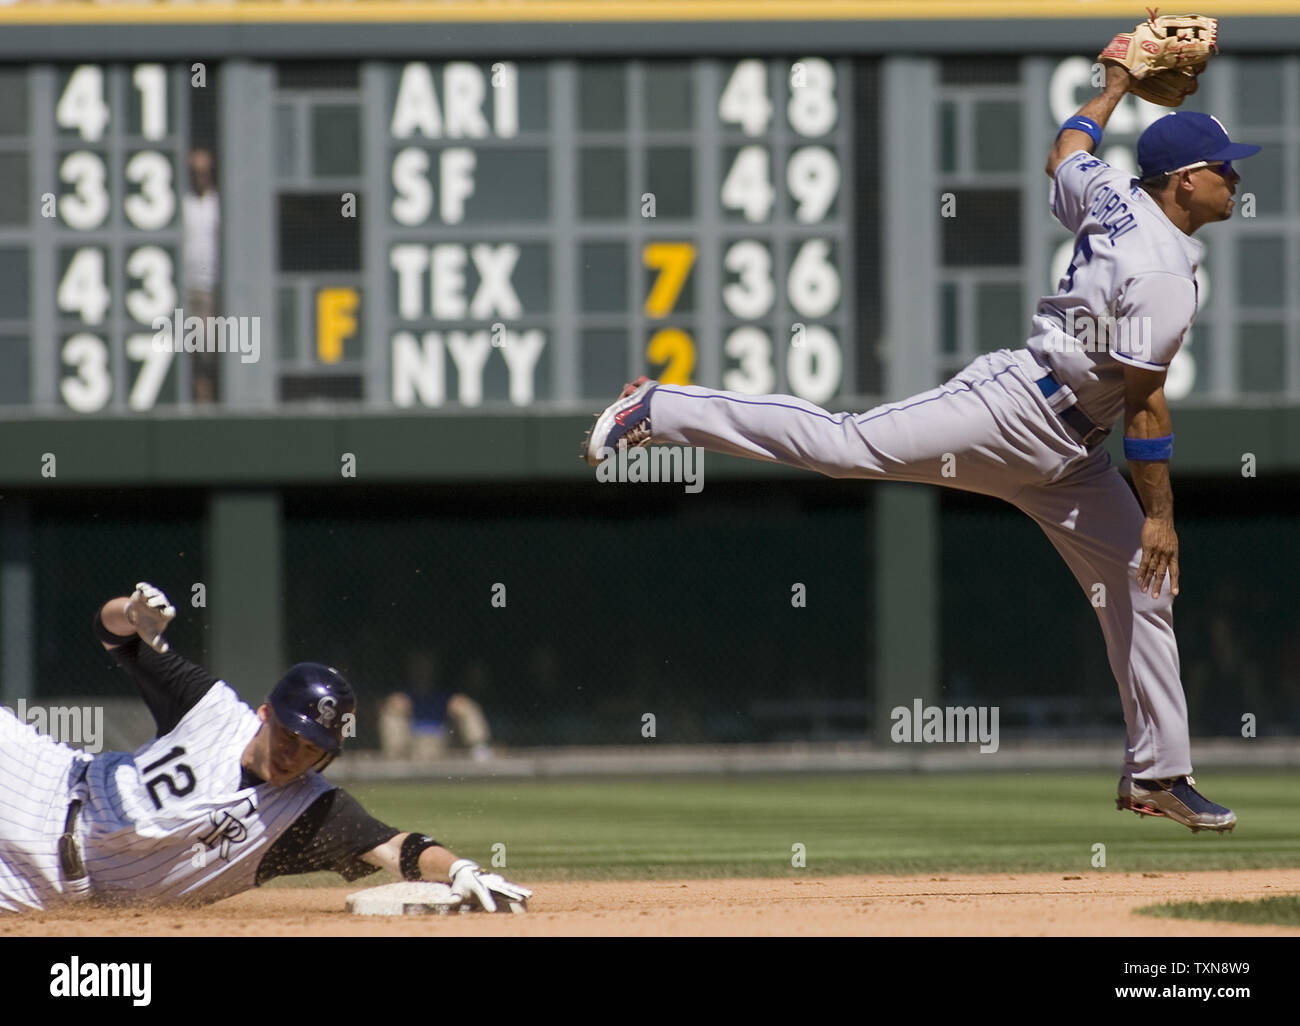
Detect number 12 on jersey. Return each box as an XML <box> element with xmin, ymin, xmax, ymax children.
<box><xmin>142</xmin><ymin>745</ymin><xmax>197</xmax><ymax>810</ymax></box>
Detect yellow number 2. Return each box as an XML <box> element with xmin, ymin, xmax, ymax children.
<box><xmin>646</xmin><ymin>328</ymin><xmax>695</xmax><ymax>386</ymax></box>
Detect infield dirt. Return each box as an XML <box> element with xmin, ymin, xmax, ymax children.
<box><xmin>6</xmin><ymin>868</ymin><xmax>1300</xmax><ymax>936</ymax></box>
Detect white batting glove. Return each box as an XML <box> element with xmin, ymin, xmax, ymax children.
<box><xmin>447</xmin><ymin>859</ymin><xmax>533</xmax><ymax>913</ymax></box>
<box><xmin>124</xmin><ymin>582</ymin><xmax>176</xmax><ymax>654</ymax></box>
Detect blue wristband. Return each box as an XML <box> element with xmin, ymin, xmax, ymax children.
<box><xmin>1124</xmin><ymin>434</ymin><xmax>1174</xmax><ymax>461</ymax></box>
<box><xmin>1058</xmin><ymin>116</ymin><xmax>1102</xmax><ymax>149</ymax></box>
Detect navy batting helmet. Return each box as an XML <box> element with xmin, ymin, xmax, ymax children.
<box><xmin>268</xmin><ymin>663</ymin><xmax>355</xmax><ymax>756</ymax></box>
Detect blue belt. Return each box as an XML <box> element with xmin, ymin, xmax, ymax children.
<box><xmin>1035</xmin><ymin>373</ymin><xmax>1110</xmax><ymax>449</ymax></box>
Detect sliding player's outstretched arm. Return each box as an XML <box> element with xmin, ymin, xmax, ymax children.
<box><xmin>361</xmin><ymin>832</ymin><xmax>532</xmax><ymax>913</ymax></box>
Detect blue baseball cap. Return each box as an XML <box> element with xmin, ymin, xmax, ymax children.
<box><xmin>1137</xmin><ymin>111</ymin><xmax>1261</xmax><ymax>178</ymax></box>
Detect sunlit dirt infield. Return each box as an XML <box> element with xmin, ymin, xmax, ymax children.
<box><xmin>6</xmin><ymin>869</ymin><xmax>1300</xmax><ymax>936</ymax></box>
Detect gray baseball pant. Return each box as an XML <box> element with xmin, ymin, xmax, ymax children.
<box><xmin>648</xmin><ymin>347</ymin><xmax>1190</xmax><ymax>780</ymax></box>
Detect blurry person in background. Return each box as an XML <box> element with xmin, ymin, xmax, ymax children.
<box><xmin>183</xmin><ymin>148</ymin><xmax>221</xmax><ymax>403</ymax></box>
<box><xmin>380</xmin><ymin>649</ymin><xmax>493</xmax><ymax>762</ymax></box>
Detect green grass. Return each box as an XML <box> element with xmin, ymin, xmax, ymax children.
<box><xmin>282</xmin><ymin>771</ymin><xmax>1300</xmax><ymax>885</ymax></box>
<box><xmin>1137</xmin><ymin>896</ymin><xmax>1300</xmax><ymax>926</ymax></box>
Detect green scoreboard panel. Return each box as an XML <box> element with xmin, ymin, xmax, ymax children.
<box><xmin>2</xmin><ymin>64</ymin><xmax>190</xmax><ymax>411</ymax></box>
<box><xmin>307</xmin><ymin>57</ymin><xmax>858</xmax><ymax>409</ymax></box>
<box><xmin>2</xmin><ymin>57</ymin><xmax>862</xmax><ymax>412</ymax></box>
<box><xmin>6</xmin><ymin>47</ymin><xmax>1297</xmax><ymax>414</ymax></box>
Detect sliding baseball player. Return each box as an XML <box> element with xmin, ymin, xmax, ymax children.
<box><xmin>0</xmin><ymin>583</ymin><xmax>531</xmax><ymax>912</ymax></box>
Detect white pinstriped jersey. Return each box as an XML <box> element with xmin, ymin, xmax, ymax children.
<box><xmin>79</xmin><ymin>682</ymin><xmax>332</xmax><ymax>906</ymax></box>
<box><xmin>0</xmin><ymin>704</ymin><xmax>90</xmax><ymax>912</ymax></box>
<box><xmin>1025</xmin><ymin>150</ymin><xmax>1204</xmax><ymax>427</ymax></box>
<box><xmin>1</xmin><ymin>626</ymin><xmax>399</xmax><ymax>913</ymax></box>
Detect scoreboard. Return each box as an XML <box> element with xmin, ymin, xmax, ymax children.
<box><xmin>2</xmin><ymin>64</ymin><xmax>190</xmax><ymax>411</ymax></box>
<box><xmin>380</xmin><ymin>58</ymin><xmax>854</xmax><ymax>410</ymax></box>
<box><xmin>4</xmin><ymin>57</ymin><xmax>861</xmax><ymax>412</ymax></box>
<box><xmin>4</xmin><ymin>40</ymin><xmax>1297</xmax><ymax>414</ymax></box>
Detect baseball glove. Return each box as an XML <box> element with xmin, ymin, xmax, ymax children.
<box><xmin>1098</xmin><ymin>8</ymin><xmax>1218</xmax><ymax>107</ymax></box>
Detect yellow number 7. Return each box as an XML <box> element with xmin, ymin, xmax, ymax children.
<box><xmin>642</xmin><ymin>242</ymin><xmax>696</xmax><ymax>318</ymax></box>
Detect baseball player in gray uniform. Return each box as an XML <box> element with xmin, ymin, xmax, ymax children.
<box><xmin>584</xmin><ymin>65</ymin><xmax>1258</xmax><ymax>833</ymax></box>
<box><xmin>0</xmin><ymin>583</ymin><xmax>531</xmax><ymax>912</ymax></box>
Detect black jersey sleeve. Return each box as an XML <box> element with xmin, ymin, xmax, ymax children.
<box><xmin>255</xmin><ymin>788</ymin><xmax>402</xmax><ymax>885</ymax></box>
<box><xmin>95</xmin><ymin>610</ymin><xmax>221</xmax><ymax>736</ymax></box>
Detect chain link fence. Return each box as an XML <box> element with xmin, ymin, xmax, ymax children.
<box><xmin>281</xmin><ymin>482</ymin><xmax>873</xmax><ymax>749</ymax></box>
<box><xmin>13</xmin><ymin>478</ymin><xmax>1298</xmax><ymax>751</ymax></box>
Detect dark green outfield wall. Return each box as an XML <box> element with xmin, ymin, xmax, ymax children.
<box><xmin>7</xmin><ymin>471</ymin><xmax>1296</xmax><ymax>745</ymax></box>
<box><xmin>3</xmin><ymin>409</ymin><xmax>1300</xmax><ymax>485</ymax></box>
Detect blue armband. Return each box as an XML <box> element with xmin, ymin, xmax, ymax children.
<box><xmin>1124</xmin><ymin>434</ymin><xmax>1174</xmax><ymax>461</ymax></box>
<box><xmin>1058</xmin><ymin>116</ymin><xmax>1102</xmax><ymax>149</ymax></box>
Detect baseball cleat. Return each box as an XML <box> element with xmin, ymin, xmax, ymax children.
<box><xmin>581</xmin><ymin>376</ymin><xmax>658</xmax><ymax>467</ymax></box>
<box><xmin>1116</xmin><ymin>775</ymin><xmax>1237</xmax><ymax>833</ymax></box>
